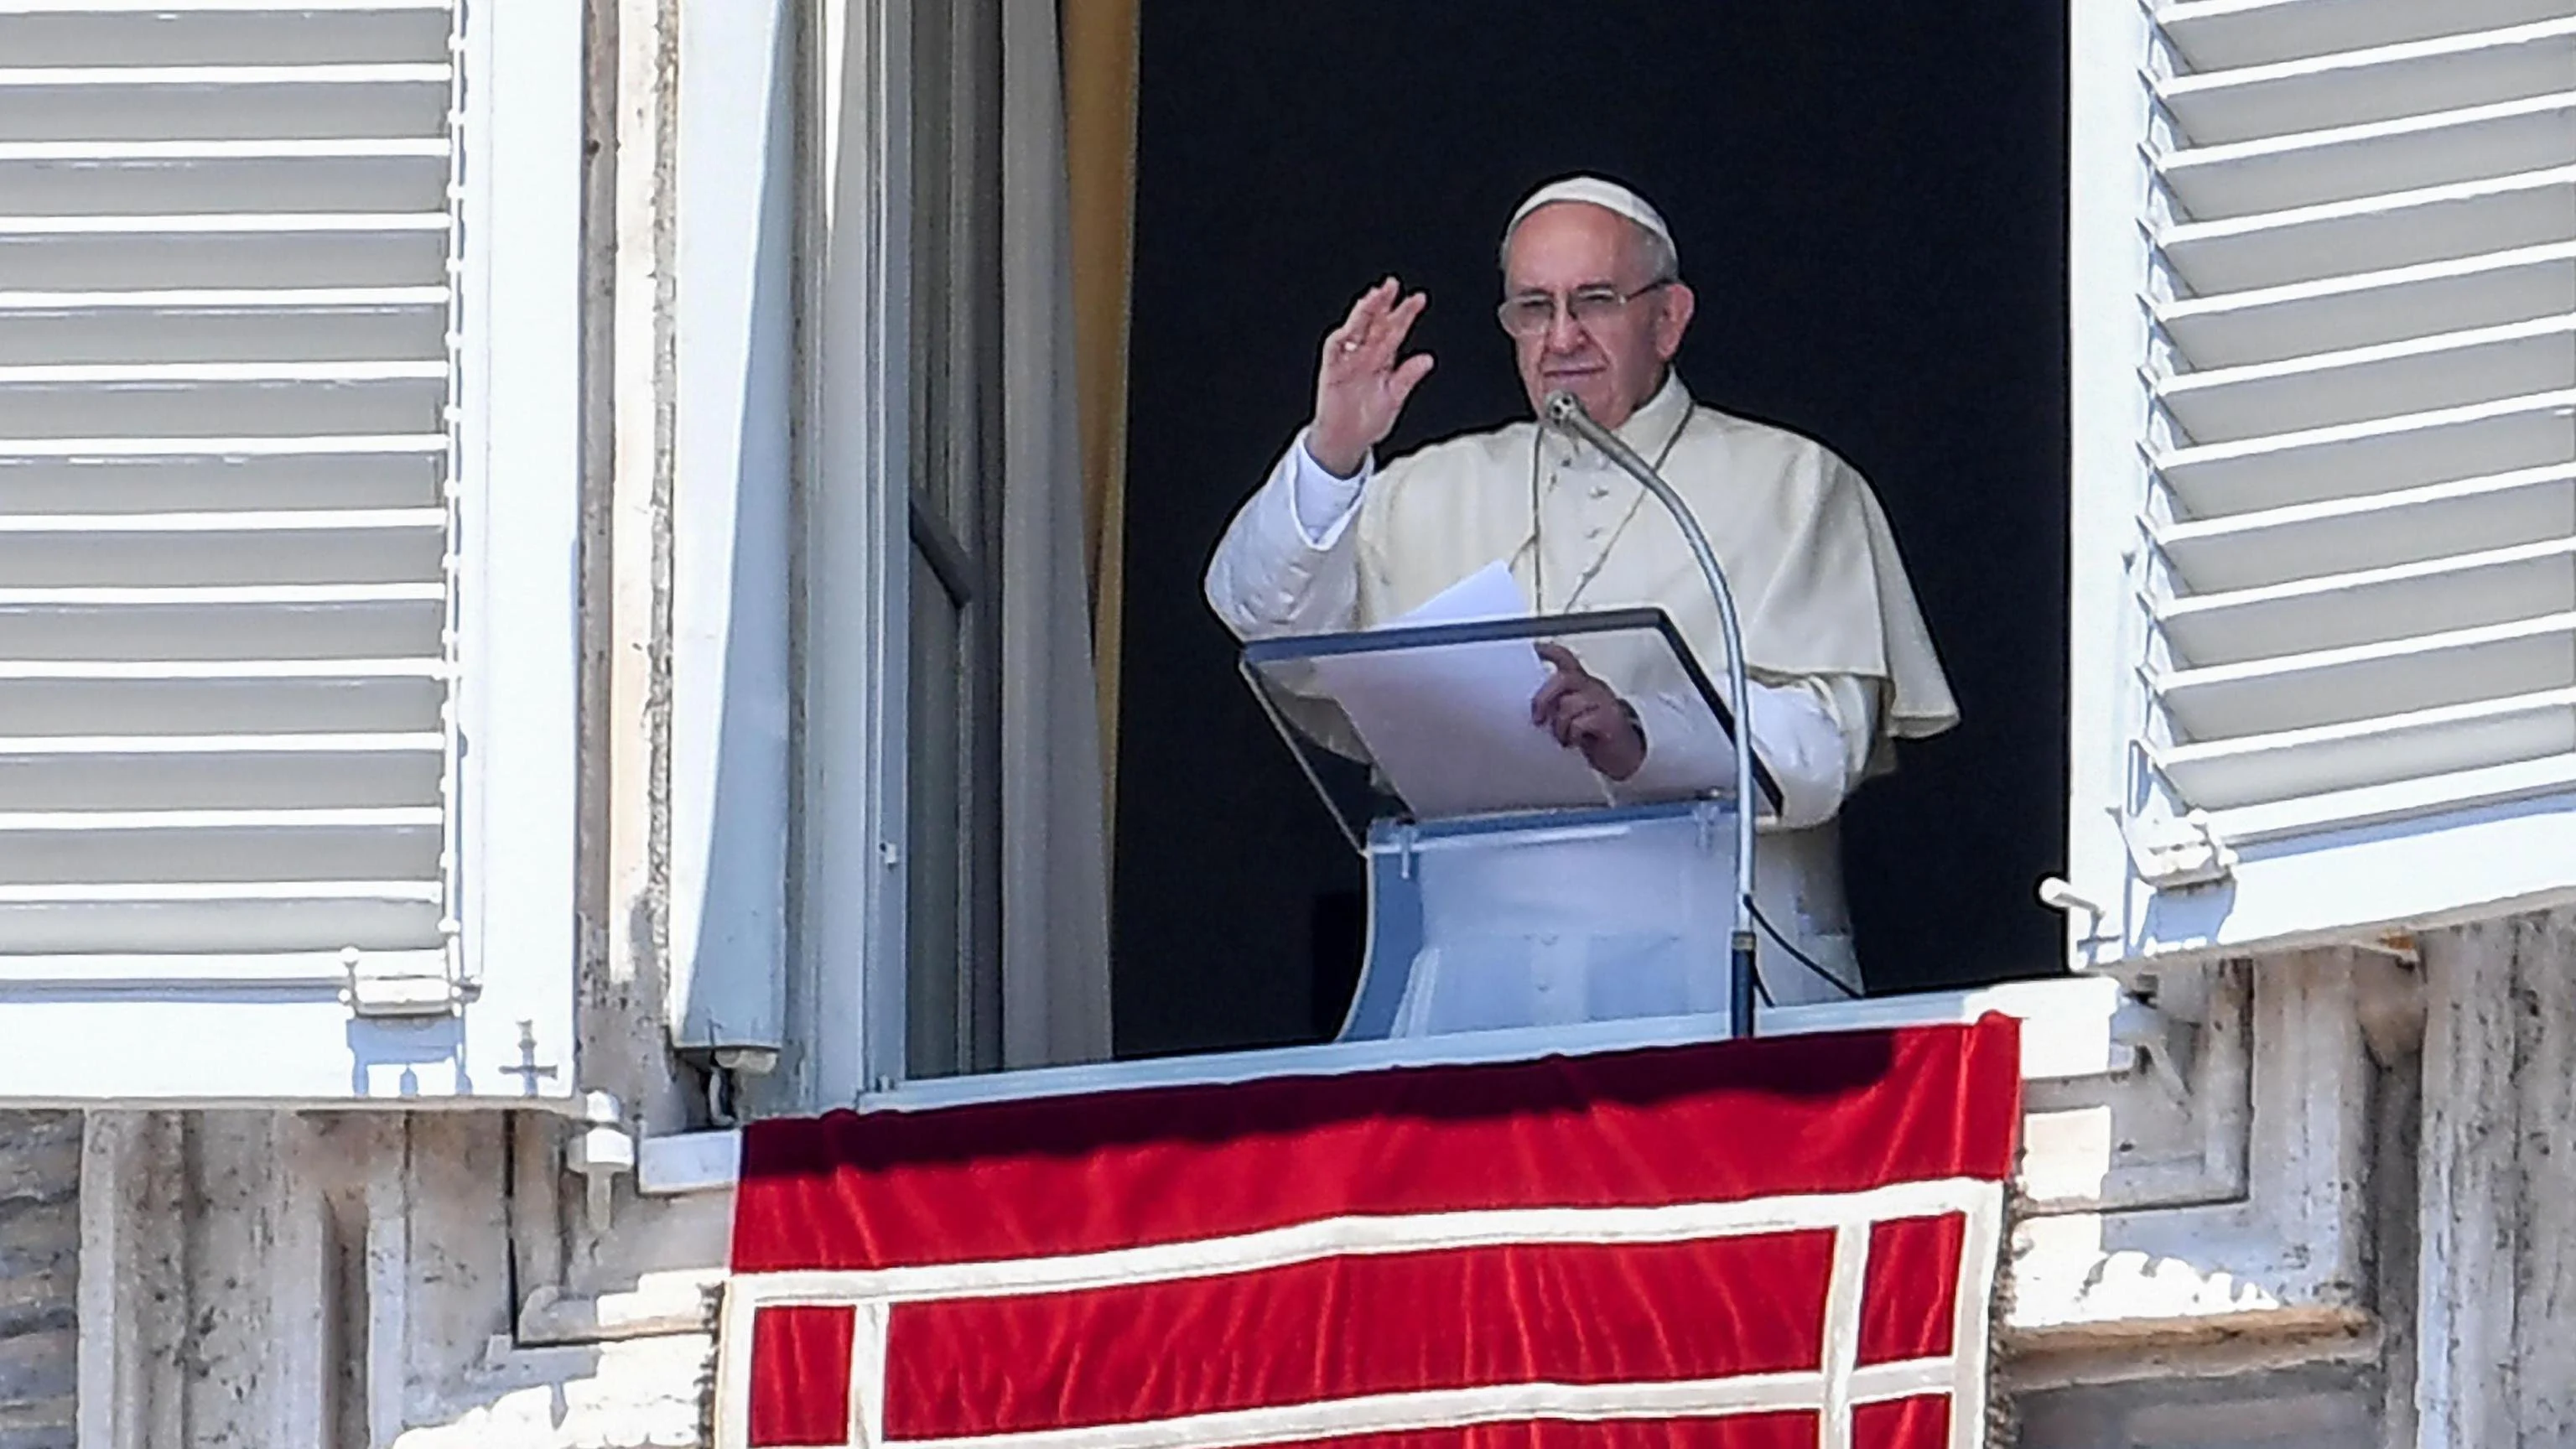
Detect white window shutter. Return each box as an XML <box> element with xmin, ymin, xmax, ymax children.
<box><xmin>0</xmin><ymin>0</ymin><xmax>579</xmax><ymax>1100</ymax></box>
<box><xmin>2070</xmin><ymin>0</ymin><xmax>2576</xmax><ymax>966</ymax></box>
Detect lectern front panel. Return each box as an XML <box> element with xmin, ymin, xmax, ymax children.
<box><xmin>1340</xmin><ymin>800</ymin><xmax>1741</xmax><ymax>1041</ymax></box>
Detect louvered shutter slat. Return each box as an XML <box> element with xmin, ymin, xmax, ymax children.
<box><xmin>2158</xmin><ymin>316</ymin><xmax>2576</xmax><ymax>441</ymax></box>
<box><xmin>2163</xmin><ymin>20</ymin><xmax>2576</xmax><ymax>142</ymax></box>
<box><xmin>0</xmin><ymin>5</ymin><xmax>458</xmax><ymax>989</ymax></box>
<box><xmin>2158</xmin><ymin>0</ymin><xmax>2576</xmax><ymax>70</ymax></box>
<box><xmin>2161</xmin><ymin>243</ymin><xmax>2576</xmax><ymax>366</ymax></box>
<box><xmin>2158</xmin><ymin>465</ymin><xmax>2576</xmax><ymax>592</ymax></box>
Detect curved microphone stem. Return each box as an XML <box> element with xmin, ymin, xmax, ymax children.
<box><xmin>1542</xmin><ymin>389</ymin><xmax>1759</xmax><ymax>1039</ymax></box>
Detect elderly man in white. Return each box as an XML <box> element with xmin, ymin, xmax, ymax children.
<box><xmin>1206</xmin><ymin>175</ymin><xmax>1955</xmax><ymax>1025</ymax></box>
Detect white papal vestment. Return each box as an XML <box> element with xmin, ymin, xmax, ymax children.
<box><xmin>1206</xmin><ymin>374</ymin><xmax>1955</xmax><ymax>1029</ymax></box>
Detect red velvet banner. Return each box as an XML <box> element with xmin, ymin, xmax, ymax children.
<box><xmin>720</xmin><ymin>1016</ymin><xmax>2021</xmax><ymax>1449</ymax></box>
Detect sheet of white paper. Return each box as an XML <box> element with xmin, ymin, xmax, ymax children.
<box><xmin>1306</xmin><ymin>562</ymin><xmax>1608</xmax><ymax>818</ymax></box>
<box><xmin>1390</xmin><ymin>558</ymin><xmax>1525</xmax><ymax>627</ymax></box>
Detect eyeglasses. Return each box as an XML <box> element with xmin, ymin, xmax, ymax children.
<box><xmin>1494</xmin><ymin>279</ymin><xmax>1674</xmax><ymax>338</ymax></box>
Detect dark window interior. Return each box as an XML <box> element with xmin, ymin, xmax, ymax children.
<box><xmin>1114</xmin><ymin>3</ymin><xmax>2070</xmax><ymax>1057</ymax></box>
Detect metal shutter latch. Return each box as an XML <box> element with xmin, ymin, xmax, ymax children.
<box><xmin>2131</xmin><ymin>810</ymin><xmax>2238</xmax><ymax>891</ymax></box>
<box><xmin>340</xmin><ymin>941</ymin><xmax>469</xmax><ymax>1019</ymax></box>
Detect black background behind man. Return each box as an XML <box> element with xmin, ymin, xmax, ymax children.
<box><xmin>1114</xmin><ymin>2</ymin><xmax>2068</xmax><ymax>1056</ymax></box>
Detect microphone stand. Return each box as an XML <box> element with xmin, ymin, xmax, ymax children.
<box><xmin>1542</xmin><ymin>389</ymin><xmax>1760</xmax><ymax>1040</ymax></box>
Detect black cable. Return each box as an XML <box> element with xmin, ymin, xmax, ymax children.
<box><xmin>1749</xmin><ymin>901</ymin><xmax>1862</xmax><ymax>1000</ymax></box>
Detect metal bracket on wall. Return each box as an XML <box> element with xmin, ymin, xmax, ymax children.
<box><xmin>565</xmin><ymin>1090</ymin><xmax>635</xmax><ymax>1230</ymax></box>
<box><xmin>2112</xmin><ymin>992</ymin><xmax>2198</xmax><ymax>1104</ymax></box>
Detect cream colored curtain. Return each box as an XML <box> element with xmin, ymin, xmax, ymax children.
<box><xmin>997</xmin><ymin>0</ymin><xmax>1114</xmax><ymax>1067</ymax></box>
<box><xmin>1065</xmin><ymin>0</ymin><xmax>1140</xmax><ymax>823</ymax></box>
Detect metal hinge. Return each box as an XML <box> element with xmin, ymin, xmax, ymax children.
<box><xmin>339</xmin><ymin>942</ymin><xmax>470</xmax><ymax>1018</ymax></box>
<box><xmin>2110</xmin><ymin>993</ymin><xmax>2197</xmax><ymax>1103</ymax></box>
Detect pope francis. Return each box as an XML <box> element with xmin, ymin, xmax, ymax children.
<box><xmin>1204</xmin><ymin>175</ymin><xmax>1956</xmax><ymax>1023</ymax></box>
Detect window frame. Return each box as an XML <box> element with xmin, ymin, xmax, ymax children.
<box><xmin>807</xmin><ymin>0</ymin><xmax>2270</xmax><ymax>1113</ymax></box>
<box><xmin>799</xmin><ymin>0</ymin><xmax>916</xmax><ymax>1104</ymax></box>
<box><xmin>669</xmin><ymin>0</ymin><xmax>798</xmax><ymax>1065</ymax></box>
<box><xmin>2063</xmin><ymin>0</ymin><xmax>2161</xmax><ymax>972</ymax></box>
<box><xmin>853</xmin><ymin>979</ymin><xmax>2127</xmax><ymax>1115</ymax></box>
<box><xmin>449</xmin><ymin>0</ymin><xmax>586</xmax><ymax>1097</ymax></box>
<box><xmin>796</xmin><ymin>0</ymin><xmax>2101</xmax><ymax>1114</ymax></box>
<box><xmin>899</xmin><ymin>0</ymin><xmax>1009</xmax><ymax>1080</ymax></box>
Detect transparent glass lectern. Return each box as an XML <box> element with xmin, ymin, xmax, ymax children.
<box><xmin>1239</xmin><ymin>607</ymin><xmax>1781</xmax><ymax>1043</ymax></box>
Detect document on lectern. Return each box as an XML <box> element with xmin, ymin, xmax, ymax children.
<box><xmin>1304</xmin><ymin>562</ymin><xmax>1610</xmax><ymax>818</ymax></box>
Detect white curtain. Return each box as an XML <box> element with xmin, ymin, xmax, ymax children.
<box><xmin>996</xmin><ymin>0</ymin><xmax>1114</xmax><ymax>1067</ymax></box>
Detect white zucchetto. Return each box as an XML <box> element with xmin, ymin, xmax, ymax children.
<box><xmin>1504</xmin><ymin>175</ymin><xmax>1677</xmax><ymax>267</ymax></box>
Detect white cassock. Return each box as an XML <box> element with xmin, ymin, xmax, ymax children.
<box><xmin>1205</xmin><ymin>372</ymin><xmax>1957</xmax><ymax>1028</ymax></box>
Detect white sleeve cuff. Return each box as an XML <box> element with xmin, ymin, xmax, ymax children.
<box><xmin>1289</xmin><ymin>429</ymin><xmax>1370</xmax><ymax>548</ymax></box>
<box><xmin>1611</xmin><ymin>677</ymin><xmax>1872</xmax><ymax>829</ymax></box>
<box><xmin>1737</xmin><ymin>681</ymin><xmax>1857</xmax><ymax>829</ymax></box>
<box><xmin>1203</xmin><ymin>434</ymin><xmax>1369</xmax><ymax>641</ymax></box>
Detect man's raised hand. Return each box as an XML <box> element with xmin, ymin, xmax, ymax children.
<box><xmin>1308</xmin><ymin>278</ymin><xmax>1435</xmax><ymax>479</ymax></box>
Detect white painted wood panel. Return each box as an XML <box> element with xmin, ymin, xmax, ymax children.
<box><xmin>2070</xmin><ymin>0</ymin><xmax>2576</xmax><ymax>963</ymax></box>
<box><xmin>0</xmin><ymin>0</ymin><xmax>578</xmax><ymax>1100</ymax></box>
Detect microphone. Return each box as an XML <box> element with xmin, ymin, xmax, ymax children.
<box><xmin>1543</xmin><ymin>389</ymin><xmax>1763</xmax><ymax>1039</ymax></box>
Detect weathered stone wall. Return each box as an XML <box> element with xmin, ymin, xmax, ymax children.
<box><xmin>0</xmin><ymin>1114</ymin><xmax>75</xmax><ymax>1449</ymax></box>
<box><xmin>2018</xmin><ymin>1363</ymin><xmax>2382</xmax><ymax>1449</ymax></box>
<box><xmin>71</xmin><ymin>1109</ymin><xmax>722</xmax><ymax>1449</ymax></box>
<box><xmin>2414</xmin><ymin>906</ymin><xmax>2576</xmax><ymax>1449</ymax></box>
